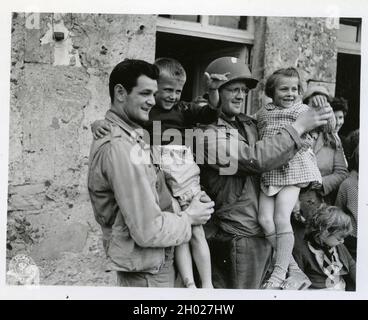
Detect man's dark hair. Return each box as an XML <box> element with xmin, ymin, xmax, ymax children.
<box><xmin>330</xmin><ymin>97</ymin><xmax>349</xmax><ymax>116</ymax></box>
<box><xmin>109</xmin><ymin>59</ymin><xmax>159</xmax><ymax>103</ymax></box>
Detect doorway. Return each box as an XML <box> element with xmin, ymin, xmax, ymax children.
<box><xmin>155</xmin><ymin>32</ymin><xmax>251</xmax><ymax>104</ymax></box>
<box><xmin>335</xmin><ymin>52</ymin><xmax>361</xmax><ymax>137</ymax></box>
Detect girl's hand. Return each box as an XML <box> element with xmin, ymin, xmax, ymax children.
<box><xmin>310</xmin><ymin>94</ymin><xmax>328</xmax><ymax>109</ymax></box>
<box><xmin>310</xmin><ymin>181</ymin><xmax>322</xmax><ymax>191</ymax></box>
<box><xmin>91</xmin><ymin>119</ymin><xmax>111</xmax><ymax>139</ymax></box>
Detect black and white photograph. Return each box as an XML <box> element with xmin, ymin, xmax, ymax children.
<box><xmin>1</xmin><ymin>0</ymin><xmax>367</xmax><ymax>300</ymax></box>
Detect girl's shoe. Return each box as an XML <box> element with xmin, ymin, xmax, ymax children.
<box><xmin>281</xmin><ymin>270</ymin><xmax>312</xmax><ymax>290</ymax></box>
<box><xmin>261</xmin><ymin>279</ymin><xmax>283</xmax><ymax>290</ymax></box>
<box><xmin>183</xmin><ymin>277</ymin><xmax>197</xmax><ymax>288</ymax></box>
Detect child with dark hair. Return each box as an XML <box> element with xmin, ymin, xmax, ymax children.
<box><xmin>292</xmin><ymin>205</ymin><xmax>356</xmax><ymax>290</ymax></box>
<box><xmin>256</xmin><ymin>67</ymin><xmax>335</xmax><ymax>289</ymax></box>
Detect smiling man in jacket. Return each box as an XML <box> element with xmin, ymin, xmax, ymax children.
<box><xmin>197</xmin><ymin>57</ymin><xmax>334</xmax><ymax>289</ymax></box>
<box><xmin>88</xmin><ymin>59</ymin><xmax>214</xmax><ymax>287</ymax></box>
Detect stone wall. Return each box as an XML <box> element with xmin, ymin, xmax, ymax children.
<box><xmin>8</xmin><ymin>13</ymin><xmax>157</xmax><ymax>284</ymax></box>
<box><xmin>7</xmin><ymin>13</ymin><xmax>340</xmax><ymax>285</ymax></box>
<box><xmin>251</xmin><ymin>16</ymin><xmax>338</xmax><ymax>114</ymax></box>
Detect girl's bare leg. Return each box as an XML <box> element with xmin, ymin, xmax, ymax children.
<box><xmin>267</xmin><ymin>186</ymin><xmax>300</xmax><ymax>286</ymax></box>
<box><xmin>191</xmin><ymin>225</ymin><xmax>213</xmax><ymax>288</ymax></box>
<box><xmin>175</xmin><ymin>242</ymin><xmax>196</xmax><ymax>288</ymax></box>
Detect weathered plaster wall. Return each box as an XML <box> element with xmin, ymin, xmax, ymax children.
<box><xmin>251</xmin><ymin>17</ymin><xmax>338</xmax><ymax>114</ymax></box>
<box><xmin>8</xmin><ymin>13</ymin><xmax>156</xmax><ymax>285</ymax></box>
<box><xmin>7</xmin><ymin>13</ymin><xmax>340</xmax><ymax>286</ymax></box>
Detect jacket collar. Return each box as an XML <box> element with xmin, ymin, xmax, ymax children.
<box><xmin>105</xmin><ymin>109</ymin><xmax>144</xmax><ymax>141</ymax></box>
<box><xmin>308</xmin><ymin>241</ymin><xmax>349</xmax><ymax>271</ymax></box>
<box><xmin>313</xmin><ymin>131</ymin><xmax>325</xmax><ymax>153</ymax></box>
<box><xmin>217</xmin><ymin>112</ymin><xmax>255</xmax><ymax>127</ymax></box>
<box><xmin>264</xmin><ymin>102</ymin><xmax>303</xmax><ymax>111</ymax></box>
<box><xmin>264</xmin><ymin>103</ymin><xmax>278</xmax><ymax>111</ymax></box>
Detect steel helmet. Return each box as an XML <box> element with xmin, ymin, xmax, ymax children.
<box><xmin>205</xmin><ymin>56</ymin><xmax>258</xmax><ymax>89</ymax></box>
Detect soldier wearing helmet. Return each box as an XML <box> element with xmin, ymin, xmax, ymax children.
<box><xmin>198</xmin><ymin>57</ymin><xmax>334</xmax><ymax>289</ymax></box>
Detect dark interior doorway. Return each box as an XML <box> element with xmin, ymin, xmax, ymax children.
<box><xmin>335</xmin><ymin>53</ymin><xmax>361</xmax><ymax>137</ymax></box>
<box><xmin>155</xmin><ymin>32</ymin><xmax>250</xmax><ymax>102</ymax></box>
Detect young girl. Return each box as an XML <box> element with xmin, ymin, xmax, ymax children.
<box><xmin>292</xmin><ymin>205</ymin><xmax>355</xmax><ymax>290</ymax></box>
<box><xmin>257</xmin><ymin>67</ymin><xmax>330</xmax><ymax>289</ymax></box>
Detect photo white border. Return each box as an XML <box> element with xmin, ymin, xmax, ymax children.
<box><xmin>1</xmin><ymin>0</ymin><xmax>367</xmax><ymax>300</ymax></box>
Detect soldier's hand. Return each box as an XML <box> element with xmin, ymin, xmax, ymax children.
<box><xmin>185</xmin><ymin>192</ymin><xmax>214</xmax><ymax>225</ymax></box>
<box><xmin>293</xmin><ymin>106</ymin><xmax>333</xmax><ymax>135</ymax></box>
<box><xmin>204</xmin><ymin>72</ymin><xmax>230</xmax><ymax>91</ymax></box>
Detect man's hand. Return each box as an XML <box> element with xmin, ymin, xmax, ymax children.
<box><xmin>292</xmin><ymin>105</ymin><xmax>333</xmax><ymax>136</ymax></box>
<box><xmin>204</xmin><ymin>72</ymin><xmax>230</xmax><ymax>91</ymax></box>
<box><xmin>204</xmin><ymin>72</ymin><xmax>230</xmax><ymax>108</ymax></box>
<box><xmin>184</xmin><ymin>191</ymin><xmax>214</xmax><ymax>226</ymax></box>
<box><xmin>91</xmin><ymin>119</ymin><xmax>111</xmax><ymax>139</ymax></box>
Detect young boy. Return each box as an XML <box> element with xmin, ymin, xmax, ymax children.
<box><xmin>92</xmin><ymin>57</ymin><xmax>227</xmax><ymax>288</ymax></box>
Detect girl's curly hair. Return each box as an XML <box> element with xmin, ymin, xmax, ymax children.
<box><xmin>305</xmin><ymin>204</ymin><xmax>352</xmax><ymax>246</ymax></box>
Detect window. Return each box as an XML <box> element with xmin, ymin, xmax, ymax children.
<box><xmin>337</xmin><ymin>18</ymin><xmax>361</xmax><ymax>55</ymax></box>
<box><xmin>156</xmin><ymin>15</ymin><xmax>255</xmax><ymax>114</ymax></box>
<box><xmin>159</xmin><ymin>15</ymin><xmax>200</xmax><ymax>23</ymax></box>
<box><xmin>156</xmin><ymin>15</ymin><xmax>254</xmax><ymax>44</ymax></box>
<box><xmin>208</xmin><ymin>16</ymin><xmax>248</xmax><ymax>30</ymax></box>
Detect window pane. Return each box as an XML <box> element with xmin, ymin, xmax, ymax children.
<box><xmin>159</xmin><ymin>15</ymin><xmax>199</xmax><ymax>23</ymax></box>
<box><xmin>338</xmin><ymin>23</ymin><xmax>359</xmax><ymax>43</ymax></box>
<box><xmin>208</xmin><ymin>16</ymin><xmax>247</xmax><ymax>30</ymax></box>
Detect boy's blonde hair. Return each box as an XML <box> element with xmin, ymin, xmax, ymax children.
<box><xmin>154</xmin><ymin>57</ymin><xmax>186</xmax><ymax>82</ymax></box>
<box><xmin>305</xmin><ymin>205</ymin><xmax>353</xmax><ymax>246</ymax></box>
